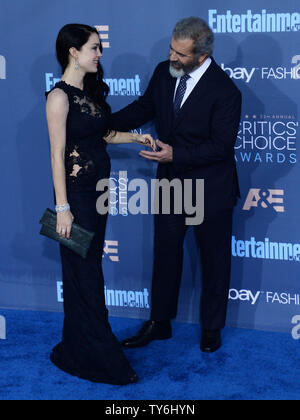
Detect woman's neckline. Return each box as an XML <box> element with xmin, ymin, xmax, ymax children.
<box><xmin>59</xmin><ymin>80</ymin><xmax>85</xmax><ymax>92</ymax></box>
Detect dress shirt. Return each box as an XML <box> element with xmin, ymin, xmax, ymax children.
<box><xmin>174</xmin><ymin>57</ymin><xmax>212</xmax><ymax>107</ymax></box>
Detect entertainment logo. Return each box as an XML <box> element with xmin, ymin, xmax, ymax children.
<box><xmin>232</xmin><ymin>236</ymin><xmax>300</xmax><ymax>261</ymax></box>
<box><xmin>104</xmin><ymin>286</ymin><xmax>150</xmax><ymax>309</ymax></box>
<box><xmin>57</xmin><ymin>282</ymin><xmax>150</xmax><ymax>308</ymax></box>
<box><xmin>235</xmin><ymin>114</ymin><xmax>298</xmax><ymax>165</ymax></box>
<box><xmin>209</xmin><ymin>9</ymin><xmax>300</xmax><ymax>33</ymax></box>
<box><xmin>45</xmin><ymin>74</ymin><xmax>61</xmax><ymax>91</ymax></box>
<box><xmin>0</xmin><ymin>55</ymin><xmax>6</xmax><ymax>80</ymax></box>
<box><xmin>104</xmin><ymin>75</ymin><xmax>141</xmax><ymax>96</ymax></box>
<box><xmin>45</xmin><ymin>73</ymin><xmax>141</xmax><ymax>97</ymax></box>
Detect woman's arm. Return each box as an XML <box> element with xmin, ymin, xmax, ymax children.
<box><xmin>104</xmin><ymin>130</ymin><xmax>156</xmax><ymax>151</ymax></box>
<box><xmin>46</xmin><ymin>89</ymin><xmax>74</xmax><ymax>239</ymax></box>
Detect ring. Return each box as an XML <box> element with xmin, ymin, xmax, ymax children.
<box><xmin>61</xmin><ymin>228</ymin><xmax>66</xmax><ymax>234</ymax></box>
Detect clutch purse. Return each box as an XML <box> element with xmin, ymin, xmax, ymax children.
<box><xmin>39</xmin><ymin>208</ymin><xmax>95</xmax><ymax>259</ymax></box>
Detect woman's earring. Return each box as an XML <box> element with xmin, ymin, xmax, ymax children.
<box><xmin>75</xmin><ymin>59</ymin><xmax>79</xmax><ymax>71</ymax></box>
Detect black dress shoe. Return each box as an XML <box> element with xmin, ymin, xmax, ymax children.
<box><xmin>122</xmin><ymin>320</ymin><xmax>172</xmax><ymax>348</ymax></box>
<box><xmin>201</xmin><ymin>329</ymin><xmax>222</xmax><ymax>353</ymax></box>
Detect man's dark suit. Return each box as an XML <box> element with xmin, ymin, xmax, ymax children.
<box><xmin>111</xmin><ymin>58</ymin><xmax>242</xmax><ymax>330</ymax></box>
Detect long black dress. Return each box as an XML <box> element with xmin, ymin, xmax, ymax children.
<box><xmin>46</xmin><ymin>81</ymin><xmax>136</xmax><ymax>384</ymax></box>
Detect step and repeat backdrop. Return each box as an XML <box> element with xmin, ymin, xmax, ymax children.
<box><xmin>0</xmin><ymin>0</ymin><xmax>299</xmax><ymax>333</ymax></box>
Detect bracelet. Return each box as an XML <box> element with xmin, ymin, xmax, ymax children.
<box><xmin>55</xmin><ymin>203</ymin><xmax>70</xmax><ymax>213</ymax></box>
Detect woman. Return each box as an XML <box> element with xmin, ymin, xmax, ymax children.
<box><xmin>46</xmin><ymin>24</ymin><xmax>155</xmax><ymax>384</ymax></box>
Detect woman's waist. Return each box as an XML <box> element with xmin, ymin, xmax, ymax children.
<box><xmin>65</xmin><ymin>150</ymin><xmax>110</xmax><ymax>167</ymax></box>
<box><xmin>66</xmin><ymin>137</ymin><xmax>107</xmax><ymax>152</ymax></box>
<box><xmin>66</xmin><ymin>163</ymin><xmax>111</xmax><ymax>192</ymax></box>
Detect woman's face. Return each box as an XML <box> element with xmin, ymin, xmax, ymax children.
<box><xmin>75</xmin><ymin>32</ymin><xmax>102</xmax><ymax>73</ymax></box>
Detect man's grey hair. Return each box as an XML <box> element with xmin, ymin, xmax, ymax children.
<box><xmin>173</xmin><ymin>17</ymin><xmax>214</xmax><ymax>57</ymax></box>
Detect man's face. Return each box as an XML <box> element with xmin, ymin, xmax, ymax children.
<box><xmin>169</xmin><ymin>37</ymin><xmax>199</xmax><ymax>77</ymax></box>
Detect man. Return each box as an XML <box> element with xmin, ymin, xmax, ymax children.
<box><xmin>111</xmin><ymin>17</ymin><xmax>241</xmax><ymax>353</ymax></box>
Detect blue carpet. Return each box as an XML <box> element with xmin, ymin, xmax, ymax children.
<box><xmin>0</xmin><ymin>309</ymin><xmax>299</xmax><ymax>400</ymax></box>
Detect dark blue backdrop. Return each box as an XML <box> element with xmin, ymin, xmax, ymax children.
<box><xmin>0</xmin><ymin>0</ymin><xmax>299</xmax><ymax>333</ymax></box>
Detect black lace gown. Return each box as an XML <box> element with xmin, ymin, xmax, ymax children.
<box><xmin>46</xmin><ymin>81</ymin><xmax>136</xmax><ymax>384</ymax></box>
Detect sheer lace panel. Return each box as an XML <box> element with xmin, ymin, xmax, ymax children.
<box><xmin>73</xmin><ymin>95</ymin><xmax>102</xmax><ymax>118</ymax></box>
<box><xmin>68</xmin><ymin>146</ymin><xmax>95</xmax><ymax>179</ymax></box>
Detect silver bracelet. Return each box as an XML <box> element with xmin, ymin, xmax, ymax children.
<box><xmin>55</xmin><ymin>203</ymin><xmax>70</xmax><ymax>213</ymax></box>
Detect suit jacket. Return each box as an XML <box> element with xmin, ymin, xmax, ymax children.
<box><xmin>110</xmin><ymin>58</ymin><xmax>242</xmax><ymax>215</ymax></box>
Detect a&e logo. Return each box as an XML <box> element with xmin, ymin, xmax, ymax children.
<box><xmin>103</xmin><ymin>240</ymin><xmax>119</xmax><ymax>262</ymax></box>
<box><xmin>95</xmin><ymin>25</ymin><xmax>110</xmax><ymax>48</ymax></box>
<box><xmin>243</xmin><ymin>188</ymin><xmax>285</xmax><ymax>212</ymax></box>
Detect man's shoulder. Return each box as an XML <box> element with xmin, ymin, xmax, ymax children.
<box><xmin>153</xmin><ymin>60</ymin><xmax>170</xmax><ymax>77</ymax></box>
<box><xmin>209</xmin><ymin>59</ymin><xmax>241</xmax><ymax>96</ymax></box>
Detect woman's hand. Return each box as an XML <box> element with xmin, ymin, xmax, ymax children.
<box><xmin>56</xmin><ymin>211</ymin><xmax>74</xmax><ymax>239</ymax></box>
<box><xmin>135</xmin><ymin>134</ymin><xmax>156</xmax><ymax>151</ymax></box>
<box><xmin>104</xmin><ymin>131</ymin><xmax>157</xmax><ymax>151</ymax></box>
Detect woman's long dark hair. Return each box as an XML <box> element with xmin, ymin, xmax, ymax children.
<box><xmin>56</xmin><ymin>24</ymin><xmax>111</xmax><ymax>113</ymax></box>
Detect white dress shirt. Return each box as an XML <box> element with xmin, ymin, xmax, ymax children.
<box><xmin>174</xmin><ymin>57</ymin><xmax>212</xmax><ymax>107</ymax></box>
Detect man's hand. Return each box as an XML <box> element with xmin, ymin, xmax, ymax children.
<box><xmin>139</xmin><ymin>140</ymin><xmax>173</xmax><ymax>163</ymax></box>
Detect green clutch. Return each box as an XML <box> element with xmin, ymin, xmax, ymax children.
<box><xmin>39</xmin><ymin>208</ymin><xmax>95</xmax><ymax>259</ymax></box>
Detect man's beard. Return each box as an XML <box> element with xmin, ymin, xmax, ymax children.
<box><xmin>169</xmin><ymin>57</ymin><xmax>199</xmax><ymax>78</ymax></box>
<box><xmin>169</xmin><ymin>64</ymin><xmax>185</xmax><ymax>78</ymax></box>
